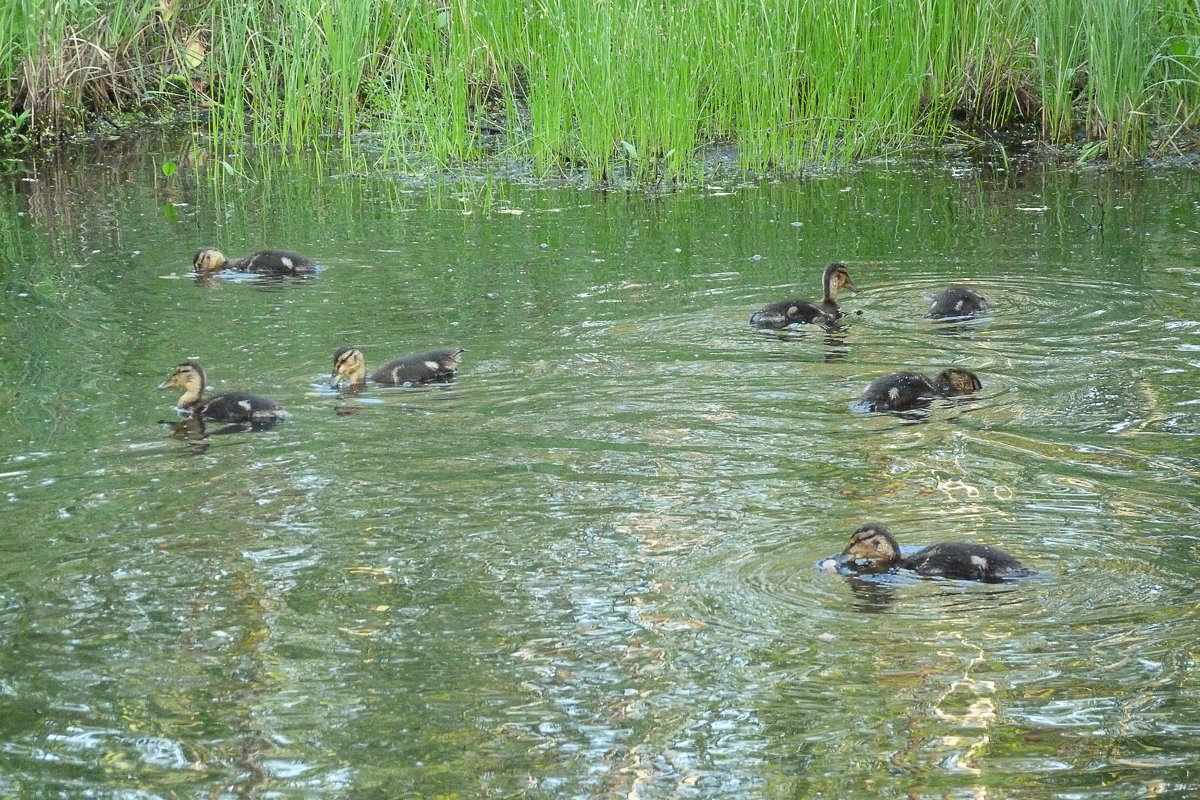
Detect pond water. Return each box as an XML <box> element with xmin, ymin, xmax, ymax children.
<box><xmin>1</xmin><ymin>138</ymin><xmax>1198</xmax><ymax>798</ymax></box>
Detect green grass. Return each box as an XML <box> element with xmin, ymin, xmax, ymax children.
<box><xmin>3</xmin><ymin>0</ymin><xmax>1200</xmax><ymax>182</ymax></box>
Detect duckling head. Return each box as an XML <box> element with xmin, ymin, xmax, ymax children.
<box><xmin>933</xmin><ymin>368</ymin><xmax>981</xmax><ymax>396</ymax></box>
<box><xmin>158</xmin><ymin>360</ymin><xmax>206</xmax><ymax>408</ymax></box>
<box><xmin>193</xmin><ymin>248</ymin><xmax>229</xmax><ymax>273</ymax></box>
<box><xmin>330</xmin><ymin>346</ymin><xmax>367</xmax><ymax>388</ymax></box>
<box><xmin>822</xmin><ymin>262</ymin><xmax>856</xmax><ymax>300</ymax></box>
<box><xmin>838</xmin><ymin>523</ymin><xmax>903</xmax><ymax>570</ymax></box>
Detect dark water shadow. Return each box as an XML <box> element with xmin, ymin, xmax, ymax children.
<box><xmin>750</xmin><ymin>320</ymin><xmax>852</xmax><ymax>362</ymax></box>
<box><xmin>928</xmin><ymin>314</ymin><xmax>991</xmax><ymax>339</ymax></box>
<box><xmin>192</xmin><ymin>271</ymin><xmax>320</xmax><ymax>292</ymax></box>
<box><xmin>160</xmin><ymin>417</ymin><xmax>283</xmax><ymax>442</ymax></box>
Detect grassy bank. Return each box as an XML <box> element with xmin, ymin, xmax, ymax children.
<box><xmin>3</xmin><ymin>0</ymin><xmax>1199</xmax><ymax>181</ymax></box>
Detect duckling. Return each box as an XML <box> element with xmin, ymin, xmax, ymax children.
<box><xmin>928</xmin><ymin>285</ymin><xmax>988</xmax><ymax>319</ymax></box>
<box><xmin>825</xmin><ymin>523</ymin><xmax>1032</xmax><ymax>582</ymax></box>
<box><xmin>330</xmin><ymin>346</ymin><xmax>464</xmax><ymax>389</ymax></box>
<box><xmin>193</xmin><ymin>248</ymin><xmax>317</xmax><ymax>276</ymax></box>
<box><xmin>857</xmin><ymin>368</ymin><xmax>981</xmax><ymax>412</ymax></box>
<box><xmin>158</xmin><ymin>360</ymin><xmax>287</xmax><ymax>423</ymax></box>
<box><xmin>750</xmin><ymin>262</ymin><xmax>856</xmax><ymax>329</ymax></box>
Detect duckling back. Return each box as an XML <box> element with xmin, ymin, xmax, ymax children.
<box><xmin>199</xmin><ymin>392</ymin><xmax>288</xmax><ymax>423</ymax></box>
<box><xmin>750</xmin><ymin>299</ymin><xmax>836</xmax><ymax>329</ymax></box>
<box><xmin>857</xmin><ymin>371</ymin><xmax>937</xmax><ymax>412</ymax></box>
<box><xmin>231</xmin><ymin>250</ymin><xmax>317</xmax><ymax>275</ymax></box>
<box><xmin>902</xmin><ymin>542</ymin><xmax>1032</xmax><ymax>582</ymax></box>
<box><xmin>371</xmin><ymin>348</ymin><xmax>464</xmax><ymax>386</ymax></box>
<box><xmin>928</xmin><ymin>286</ymin><xmax>988</xmax><ymax>319</ymax></box>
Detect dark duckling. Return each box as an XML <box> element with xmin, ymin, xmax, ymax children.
<box><xmin>193</xmin><ymin>248</ymin><xmax>317</xmax><ymax>276</ymax></box>
<box><xmin>330</xmin><ymin>346</ymin><xmax>464</xmax><ymax>389</ymax></box>
<box><xmin>158</xmin><ymin>360</ymin><xmax>287</xmax><ymax>423</ymax></box>
<box><xmin>751</xmin><ymin>262</ymin><xmax>856</xmax><ymax>329</ymax></box>
<box><xmin>826</xmin><ymin>523</ymin><xmax>1032</xmax><ymax>583</ymax></box>
<box><xmin>928</xmin><ymin>285</ymin><xmax>988</xmax><ymax>319</ymax></box>
<box><xmin>857</xmin><ymin>368</ymin><xmax>981</xmax><ymax>412</ymax></box>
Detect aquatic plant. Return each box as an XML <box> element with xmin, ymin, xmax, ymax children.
<box><xmin>2</xmin><ymin>0</ymin><xmax>1200</xmax><ymax>178</ymax></box>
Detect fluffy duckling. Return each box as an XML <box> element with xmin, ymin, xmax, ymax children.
<box><xmin>751</xmin><ymin>262</ymin><xmax>856</xmax><ymax>329</ymax></box>
<box><xmin>330</xmin><ymin>346</ymin><xmax>464</xmax><ymax>389</ymax></box>
<box><xmin>193</xmin><ymin>248</ymin><xmax>317</xmax><ymax>276</ymax></box>
<box><xmin>928</xmin><ymin>285</ymin><xmax>988</xmax><ymax>319</ymax></box>
<box><xmin>857</xmin><ymin>368</ymin><xmax>981</xmax><ymax>412</ymax></box>
<box><xmin>824</xmin><ymin>523</ymin><xmax>1032</xmax><ymax>582</ymax></box>
<box><xmin>158</xmin><ymin>360</ymin><xmax>287</xmax><ymax>423</ymax></box>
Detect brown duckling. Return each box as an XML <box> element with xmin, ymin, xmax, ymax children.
<box><xmin>158</xmin><ymin>360</ymin><xmax>287</xmax><ymax>423</ymax></box>
<box><xmin>330</xmin><ymin>346</ymin><xmax>464</xmax><ymax>389</ymax></box>
<box><xmin>193</xmin><ymin>248</ymin><xmax>317</xmax><ymax>276</ymax></box>
<box><xmin>856</xmin><ymin>368</ymin><xmax>981</xmax><ymax>412</ymax></box>
<box><xmin>928</xmin><ymin>285</ymin><xmax>988</xmax><ymax>319</ymax></box>
<box><xmin>750</xmin><ymin>262</ymin><xmax>856</xmax><ymax>329</ymax></box>
<box><xmin>825</xmin><ymin>523</ymin><xmax>1032</xmax><ymax>582</ymax></box>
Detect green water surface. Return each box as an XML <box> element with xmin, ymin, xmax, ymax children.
<box><xmin>0</xmin><ymin>142</ymin><xmax>1198</xmax><ymax>798</ymax></box>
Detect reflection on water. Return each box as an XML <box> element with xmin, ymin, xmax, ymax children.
<box><xmin>0</xmin><ymin>145</ymin><xmax>1198</xmax><ymax>797</ymax></box>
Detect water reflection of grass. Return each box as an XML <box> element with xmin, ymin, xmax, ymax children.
<box><xmin>3</xmin><ymin>1</ymin><xmax>1200</xmax><ymax>179</ymax></box>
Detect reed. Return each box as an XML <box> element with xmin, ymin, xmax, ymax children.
<box><xmin>1031</xmin><ymin>0</ymin><xmax>1083</xmax><ymax>143</ymax></box>
<box><xmin>1154</xmin><ymin>3</ymin><xmax>1200</xmax><ymax>140</ymax></box>
<box><xmin>2</xmin><ymin>0</ymin><xmax>1199</xmax><ymax>181</ymax></box>
<box><xmin>1084</xmin><ymin>0</ymin><xmax>1152</xmax><ymax>158</ymax></box>
<box><xmin>0</xmin><ymin>0</ymin><xmax>165</xmax><ymax>136</ymax></box>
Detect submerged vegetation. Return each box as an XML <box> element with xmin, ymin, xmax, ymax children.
<box><xmin>2</xmin><ymin>0</ymin><xmax>1200</xmax><ymax>182</ymax></box>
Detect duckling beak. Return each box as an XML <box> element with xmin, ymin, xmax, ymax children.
<box><xmin>820</xmin><ymin>552</ymin><xmax>872</xmax><ymax>575</ymax></box>
<box><xmin>329</xmin><ymin>371</ymin><xmax>343</xmax><ymax>389</ymax></box>
<box><xmin>156</xmin><ymin>378</ymin><xmax>171</xmax><ymax>390</ymax></box>
<box><xmin>843</xmin><ymin>278</ymin><xmax>858</xmax><ymax>293</ymax></box>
